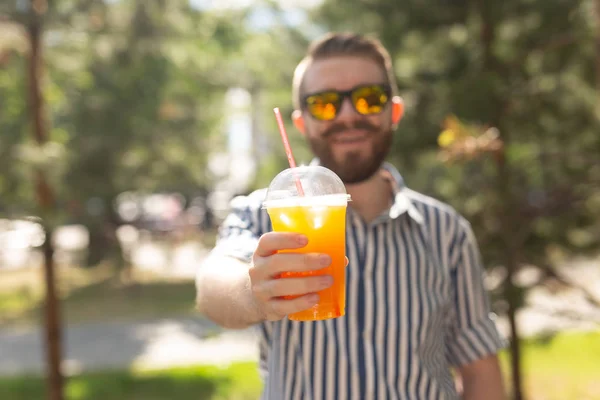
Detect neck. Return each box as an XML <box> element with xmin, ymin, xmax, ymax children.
<box><xmin>345</xmin><ymin>171</ymin><xmax>393</xmax><ymax>223</ymax></box>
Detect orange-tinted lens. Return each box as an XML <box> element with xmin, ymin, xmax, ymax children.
<box><xmin>352</xmin><ymin>85</ymin><xmax>389</xmax><ymax>115</ymax></box>
<box><xmin>306</xmin><ymin>92</ymin><xmax>341</xmax><ymax>121</ymax></box>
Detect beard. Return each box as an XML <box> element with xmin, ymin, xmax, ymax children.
<box><xmin>306</xmin><ymin>119</ymin><xmax>393</xmax><ymax>184</ymax></box>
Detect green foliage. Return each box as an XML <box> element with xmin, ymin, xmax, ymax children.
<box><xmin>311</xmin><ymin>0</ymin><xmax>600</xmax><ymax>271</ymax></box>
<box><xmin>0</xmin><ymin>53</ymin><xmax>33</xmax><ymax>212</ymax></box>
<box><xmin>1</xmin><ymin>0</ymin><xmax>598</xmax><ymax>276</ymax></box>
<box><xmin>0</xmin><ymin>0</ymin><xmax>250</xmax><ymax>223</ymax></box>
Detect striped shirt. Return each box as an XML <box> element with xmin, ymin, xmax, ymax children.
<box><xmin>212</xmin><ymin>162</ymin><xmax>505</xmax><ymax>400</ymax></box>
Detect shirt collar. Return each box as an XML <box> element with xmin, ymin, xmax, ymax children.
<box><xmin>308</xmin><ymin>158</ymin><xmax>424</xmax><ymax>224</ymax></box>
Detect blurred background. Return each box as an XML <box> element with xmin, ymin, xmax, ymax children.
<box><xmin>0</xmin><ymin>0</ymin><xmax>599</xmax><ymax>399</ymax></box>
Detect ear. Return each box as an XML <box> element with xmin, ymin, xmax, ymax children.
<box><xmin>292</xmin><ymin>109</ymin><xmax>306</xmax><ymax>136</ymax></box>
<box><xmin>391</xmin><ymin>96</ymin><xmax>404</xmax><ymax>126</ymax></box>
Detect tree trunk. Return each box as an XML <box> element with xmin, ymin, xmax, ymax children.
<box><xmin>496</xmin><ymin>149</ymin><xmax>525</xmax><ymax>400</ymax></box>
<box><xmin>475</xmin><ymin>0</ymin><xmax>526</xmax><ymax>396</ymax></box>
<box><xmin>507</xmin><ymin>308</ymin><xmax>524</xmax><ymax>400</ymax></box>
<box><xmin>26</xmin><ymin>1</ymin><xmax>64</xmax><ymax>399</ymax></box>
<box><xmin>41</xmin><ymin>224</ymin><xmax>63</xmax><ymax>400</ymax></box>
<box><xmin>596</xmin><ymin>0</ymin><xmax>600</xmax><ymax>95</ymax></box>
<box><xmin>504</xmin><ymin>251</ymin><xmax>525</xmax><ymax>400</ymax></box>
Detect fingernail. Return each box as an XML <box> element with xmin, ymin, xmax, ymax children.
<box><xmin>307</xmin><ymin>294</ymin><xmax>319</xmax><ymax>303</ymax></box>
<box><xmin>297</xmin><ymin>235</ymin><xmax>308</xmax><ymax>245</ymax></box>
<box><xmin>319</xmin><ymin>254</ymin><xmax>331</xmax><ymax>266</ymax></box>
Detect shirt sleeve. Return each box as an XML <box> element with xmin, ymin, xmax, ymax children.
<box><xmin>445</xmin><ymin>217</ymin><xmax>507</xmax><ymax>367</ymax></box>
<box><xmin>210</xmin><ymin>190</ymin><xmax>275</xmax><ymax>380</ymax></box>
<box><xmin>210</xmin><ymin>189</ymin><xmax>270</xmax><ymax>264</ymax></box>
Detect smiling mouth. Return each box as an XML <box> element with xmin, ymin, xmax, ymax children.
<box><xmin>330</xmin><ymin>131</ymin><xmax>370</xmax><ymax>144</ymax></box>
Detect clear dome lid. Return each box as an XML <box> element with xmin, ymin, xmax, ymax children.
<box><xmin>263</xmin><ymin>165</ymin><xmax>351</xmax><ymax>208</ymax></box>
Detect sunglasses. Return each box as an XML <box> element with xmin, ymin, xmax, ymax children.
<box><xmin>302</xmin><ymin>84</ymin><xmax>392</xmax><ymax>121</ymax></box>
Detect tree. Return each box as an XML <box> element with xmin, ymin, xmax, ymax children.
<box><xmin>2</xmin><ymin>1</ymin><xmax>67</xmax><ymax>398</ymax></box>
<box><xmin>1</xmin><ymin>1</ymin><xmax>251</xmax><ymax>398</ymax></box>
<box><xmin>310</xmin><ymin>1</ymin><xmax>600</xmax><ymax>399</ymax></box>
<box><xmin>2</xmin><ymin>0</ymin><xmax>254</xmax><ymax>261</ymax></box>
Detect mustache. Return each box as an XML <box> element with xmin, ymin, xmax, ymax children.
<box><xmin>322</xmin><ymin>120</ymin><xmax>379</xmax><ymax>139</ymax></box>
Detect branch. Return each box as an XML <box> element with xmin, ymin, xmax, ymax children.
<box><xmin>511</xmin><ymin>34</ymin><xmax>578</xmax><ymax>70</ymax></box>
<box><xmin>530</xmin><ymin>34</ymin><xmax>577</xmax><ymax>54</ymax></box>
<box><xmin>595</xmin><ymin>0</ymin><xmax>600</xmax><ymax>93</ymax></box>
<box><xmin>529</xmin><ymin>304</ymin><xmax>600</xmax><ymax>324</ymax></box>
<box><xmin>517</xmin><ymin>184</ymin><xmax>595</xmax><ymax>220</ymax></box>
<box><xmin>535</xmin><ymin>150</ymin><xmax>600</xmax><ymax>167</ymax></box>
<box><xmin>541</xmin><ymin>266</ymin><xmax>600</xmax><ymax>309</ymax></box>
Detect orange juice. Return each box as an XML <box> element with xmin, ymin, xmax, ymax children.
<box><xmin>266</xmin><ymin>196</ymin><xmax>347</xmax><ymax>321</ymax></box>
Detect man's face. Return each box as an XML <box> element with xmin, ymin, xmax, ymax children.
<box><xmin>299</xmin><ymin>56</ymin><xmax>395</xmax><ymax>184</ymax></box>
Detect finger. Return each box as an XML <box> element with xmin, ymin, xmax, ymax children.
<box><xmin>266</xmin><ymin>275</ymin><xmax>333</xmax><ymax>298</ymax></box>
<box><xmin>345</xmin><ymin>256</ymin><xmax>349</xmax><ymax>267</ymax></box>
<box><xmin>262</xmin><ymin>252</ymin><xmax>332</xmax><ymax>277</ymax></box>
<box><xmin>255</xmin><ymin>232</ymin><xmax>308</xmax><ymax>257</ymax></box>
<box><xmin>267</xmin><ymin>293</ymin><xmax>320</xmax><ymax>320</ymax></box>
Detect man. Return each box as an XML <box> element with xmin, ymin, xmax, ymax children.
<box><xmin>196</xmin><ymin>32</ymin><xmax>507</xmax><ymax>400</ymax></box>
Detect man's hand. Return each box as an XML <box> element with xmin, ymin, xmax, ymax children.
<box><xmin>249</xmin><ymin>232</ymin><xmax>334</xmax><ymax>321</ymax></box>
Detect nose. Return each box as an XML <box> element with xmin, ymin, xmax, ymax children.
<box><xmin>336</xmin><ymin>96</ymin><xmax>358</xmax><ymax>121</ymax></box>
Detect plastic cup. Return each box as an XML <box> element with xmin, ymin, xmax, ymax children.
<box><xmin>263</xmin><ymin>165</ymin><xmax>350</xmax><ymax>321</ymax></box>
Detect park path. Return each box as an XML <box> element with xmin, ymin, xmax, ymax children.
<box><xmin>1</xmin><ymin>242</ymin><xmax>598</xmax><ymax>376</ymax></box>
<box><xmin>0</xmin><ymin>317</ymin><xmax>258</xmax><ymax>376</ymax></box>
<box><xmin>1</xmin><ymin>300</ymin><xmax>597</xmax><ymax>377</ymax></box>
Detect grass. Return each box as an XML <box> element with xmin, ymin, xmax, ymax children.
<box><xmin>499</xmin><ymin>330</ymin><xmax>600</xmax><ymax>400</ymax></box>
<box><xmin>0</xmin><ymin>362</ymin><xmax>262</xmax><ymax>400</ymax></box>
<box><xmin>0</xmin><ymin>264</ymin><xmax>197</xmax><ymax>328</ymax></box>
<box><xmin>0</xmin><ymin>331</ymin><xmax>597</xmax><ymax>399</ymax></box>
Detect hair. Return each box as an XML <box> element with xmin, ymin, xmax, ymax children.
<box><xmin>292</xmin><ymin>32</ymin><xmax>398</xmax><ymax>110</ymax></box>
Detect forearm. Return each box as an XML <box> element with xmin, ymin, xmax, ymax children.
<box><xmin>462</xmin><ymin>377</ymin><xmax>505</xmax><ymax>400</ymax></box>
<box><xmin>195</xmin><ymin>255</ymin><xmax>263</xmax><ymax>329</ymax></box>
<box><xmin>460</xmin><ymin>355</ymin><xmax>506</xmax><ymax>400</ymax></box>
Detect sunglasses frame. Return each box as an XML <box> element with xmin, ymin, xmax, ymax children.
<box><xmin>301</xmin><ymin>83</ymin><xmax>392</xmax><ymax>121</ymax></box>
